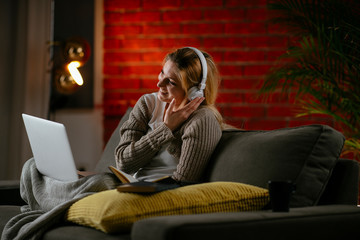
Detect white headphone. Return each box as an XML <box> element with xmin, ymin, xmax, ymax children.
<box><xmin>185</xmin><ymin>47</ymin><xmax>208</xmax><ymax>101</ymax></box>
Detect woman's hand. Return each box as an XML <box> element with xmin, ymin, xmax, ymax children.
<box><xmin>164</xmin><ymin>97</ymin><xmax>205</xmax><ymax>131</ymax></box>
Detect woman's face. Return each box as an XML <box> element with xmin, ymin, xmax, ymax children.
<box><xmin>157</xmin><ymin>60</ymin><xmax>186</xmax><ymax>108</ymax></box>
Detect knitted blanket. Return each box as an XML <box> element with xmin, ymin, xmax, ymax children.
<box><xmin>1</xmin><ymin>158</ymin><xmax>120</xmax><ymax>240</ymax></box>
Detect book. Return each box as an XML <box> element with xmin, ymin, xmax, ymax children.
<box><xmin>78</xmin><ymin>166</ymin><xmax>176</xmax><ymax>193</ymax></box>
<box><xmin>108</xmin><ymin>166</ymin><xmax>171</xmax><ymax>184</ymax></box>
<box><xmin>108</xmin><ymin>166</ymin><xmax>182</xmax><ymax>194</ymax></box>
<box><xmin>116</xmin><ymin>181</ymin><xmax>180</xmax><ymax>194</ymax></box>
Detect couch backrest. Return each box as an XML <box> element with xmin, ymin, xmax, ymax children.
<box><xmin>96</xmin><ymin>109</ymin><xmax>350</xmax><ymax>207</ymax></box>
<box><xmin>94</xmin><ymin>108</ymin><xmax>132</xmax><ymax>173</ymax></box>
<box><xmin>204</xmin><ymin>125</ymin><xmax>345</xmax><ymax>208</ymax></box>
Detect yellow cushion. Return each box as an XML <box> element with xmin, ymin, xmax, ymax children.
<box><xmin>66</xmin><ymin>182</ymin><xmax>269</xmax><ymax>233</ymax></box>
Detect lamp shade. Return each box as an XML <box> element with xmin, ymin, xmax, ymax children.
<box><xmin>53</xmin><ymin>68</ymin><xmax>81</xmax><ymax>95</ymax></box>
<box><xmin>63</xmin><ymin>37</ymin><xmax>91</xmax><ymax>65</ymax></box>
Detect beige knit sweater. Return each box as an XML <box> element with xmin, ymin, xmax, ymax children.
<box><xmin>115</xmin><ymin>94</ymin><xmax>222</xmax><ymax>182</ymax></box>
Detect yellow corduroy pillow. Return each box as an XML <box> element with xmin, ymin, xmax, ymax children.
<box><xmin>66</xmin><ymin>182</ymin><xmax>269</xmax><ymax>233</ymax></box>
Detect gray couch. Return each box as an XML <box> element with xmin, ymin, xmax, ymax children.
<box><xmin>1</xmin><ymin>110</ymin><xmax>360</xmax><ymax>240</ymax></box>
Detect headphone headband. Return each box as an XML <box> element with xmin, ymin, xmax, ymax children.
<box><xmin>186</xmin><ymin>47</ymin><xmax>208</xmax><ymax>90</ymax></box>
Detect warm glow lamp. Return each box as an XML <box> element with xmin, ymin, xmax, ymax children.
<box><xmin>52</xmin><ymin>37</ymin><xmax>90</xmax><ymax>94</ymax></box>
<box><xmin>67</xmin><ymin>61</ymin><xmax>83</xmax><ymax>86</ymax></box>
<box><xmin>63</xmin><ymin>38</ymin><xmax>90</xmax><ymax>64</ymax></box>
<box><xmin>54</xmin><ymin>68</ymin><xmax>80</xmax><ymax>95</ymax></box>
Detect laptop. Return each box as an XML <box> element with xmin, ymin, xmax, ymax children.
<box><xmin>22</xmin><ymin>113</ymin><xmax>170</xmax><ymax>185</ymax></box>
<box><xmin>22</xmin><ymin>113</ymin><xmax>79</xmax><ymax>182</ymax></box>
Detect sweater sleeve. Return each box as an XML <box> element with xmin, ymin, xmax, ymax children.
<box><xmin>172</xmin><ymin>108</ymin><xmax>222</xmax><ymax>182</ymax></box>
<box><xmin>114</xmin><ymin>96</ymin><xmax>175</xmax><ymax>174</ymax></box>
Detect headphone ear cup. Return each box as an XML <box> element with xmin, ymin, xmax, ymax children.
<box><xmin>187</xmin><ymin>86</ymin><xmax>204</xmax><ymax>101</ymax></box>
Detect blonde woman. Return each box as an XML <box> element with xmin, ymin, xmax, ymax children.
<box><xmin>115</xmin><ymin>47</ymin><xmax>224</xmax><ymax>183</ymax></box>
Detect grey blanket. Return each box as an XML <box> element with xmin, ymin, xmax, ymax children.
<box><xmin>1</xmin><ymin>158</ymin><xmax>120</xmax><ymax>240</ymax></box>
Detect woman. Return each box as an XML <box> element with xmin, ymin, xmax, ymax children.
<box><xmin>115</xmin><ymin>47</ymin><xmax>224</xmax><ymax>183</ymax></box>
<box><xmin>2</xmin><ymin>47</ymin><xmax>223</xmax><ymax>240</ymax></box>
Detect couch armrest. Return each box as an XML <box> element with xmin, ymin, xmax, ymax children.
<box><xmin>318</xmin><ymin>158</ymin><xmax>359</xmax><ymax>205</ymax></box>
<box><xmin>132</xmin><ymin>205</ymin><xmax>360</xmax><ymax>240</ymax></box>
<box><xmin>0</xmin><ymin>180</ymin><xmax>26</xmax><ymax>205</ymax></box>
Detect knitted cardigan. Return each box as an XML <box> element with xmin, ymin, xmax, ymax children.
<box><xmin>115</xmin><ymin>93</ymin><xmax>222</xmax><ymax>182</ymax></box>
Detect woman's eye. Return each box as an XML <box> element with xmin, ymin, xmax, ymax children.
<box><xmin>169</xmin><ymin>81</ymin><xmax>176</xmax><ymax>86</ymax></box>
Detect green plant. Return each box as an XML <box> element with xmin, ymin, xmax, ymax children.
<box><xmin>260</xmin><ymin>0</ymin><xmax>360</xmax><ymax>159</ymax></box>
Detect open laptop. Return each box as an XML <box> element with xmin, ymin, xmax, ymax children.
<box><xmin>22</xmin><ymin>113</ymin><xmax>79</xmax><ymax>182</ymax></box>
<box><xmin>22</xmin><ymin>113</ymin><xmax>169</xmax><ymax>185</ymax></box>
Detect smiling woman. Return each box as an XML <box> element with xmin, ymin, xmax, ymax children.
<box><xmin>157</xmin><ymin>60</ymin><xmax>186</xmax><ymax>109</ymax></box>
<box><xmin>115</xmin><ymin>47</ymin><xmax>225</xmax><ymax>183</ymax></box>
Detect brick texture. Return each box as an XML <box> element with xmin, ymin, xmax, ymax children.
<box><xmin>102</xmin><ymin>0</ymin><xmax>334</xmax><ymax>142</ymax></box>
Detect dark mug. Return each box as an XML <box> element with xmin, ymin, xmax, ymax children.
<box><xmin>268</xmin><ymin>180</ymin><xmax>296</xmax><ymax>212</ymax></box>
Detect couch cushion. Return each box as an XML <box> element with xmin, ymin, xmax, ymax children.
<box><xmin>205</xmin><ymin>125</ymin><xmax>345</xmax><ymax>207</ymax></box>
<box><xmin>66</xmin><ymin>182</ymin><xmax>269</xmax><ymax>233</ymax></box>
<box><xmin>42</xmin><ymin>226</ymin><xmax>131</xmax><ymax>240</ymax></box>
<box><xmin>131</xmin><ymin>205</ymin><xmax>360</xmax><ymax>240</ymax></box>
<box><xmin>95</xmin><ymin>108</ymin><xmax>132</xmax><ymax>173</ymax></box>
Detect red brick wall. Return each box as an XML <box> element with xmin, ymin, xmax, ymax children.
<box><xmin>102</xmin><ymin>0</ymin><xmax>334</xmax><ymax>141</ymax></box>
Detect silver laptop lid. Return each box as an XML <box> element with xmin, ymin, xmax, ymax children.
<box><xmin>22</xmin><ymin>114</ymin><xmax>78</xmax><ymax>182</ymax></box>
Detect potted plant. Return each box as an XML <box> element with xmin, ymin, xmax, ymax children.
<box><xmin>260</xmin><ymin>0</ymin><xmax>360</xmax><ymax>159</ymax></box>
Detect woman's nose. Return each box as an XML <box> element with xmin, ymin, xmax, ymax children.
<box><xmin>157</xmin><ymin>75</ymin><xmax>165</xmax><ymax>88</ymax></box>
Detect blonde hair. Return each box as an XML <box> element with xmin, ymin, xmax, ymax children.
<box><xmin>164</xmin><ymin>47</ymin><xmax>224</xmax><ymax>127</ymax></box>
